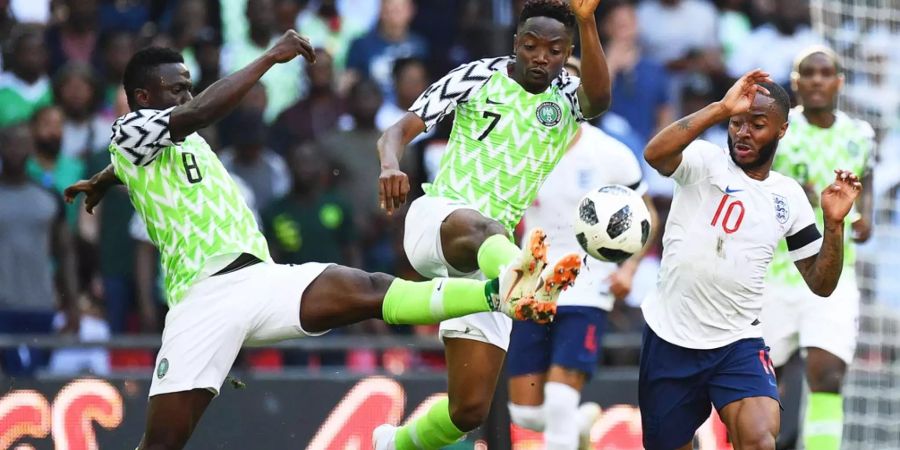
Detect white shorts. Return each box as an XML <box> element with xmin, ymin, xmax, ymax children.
<box><xmin>760</xmin><ymin>276</ymin><xmax>860</xmax><ymax>367</ymax></box>
<box><xmin>149</xmin><ymin>262</ymin><xmax>331</xmax><ymax>397</ymax></box>
<box><xmin>404</xmin><ymin>195</ymin><xmax>512</xmax><ymax>351</ymax></box>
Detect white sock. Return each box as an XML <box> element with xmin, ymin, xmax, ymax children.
<box><xmin>508</xmin><ymin>402</ymin><xmax>545</xmax><ymax>431</ymax></box>
<box><xmin>543</xmin><ymin>382</ymin><xmax>581</xmax><ymax>450</ymax></box>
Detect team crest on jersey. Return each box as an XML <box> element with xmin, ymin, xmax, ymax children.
<box><xmin>157</xmin><ymin>358</ymin><xmax>169</xmax><ymax>379</ymax></box>
<box><xmin>773</xmin><ymin>194</ymin><xmax>789</xmax><ymax>224</ymax></box>
<box><xmin>536</xmin><ymin>102</ymin><xmax>562</xmax><ymax>127</ymax></box>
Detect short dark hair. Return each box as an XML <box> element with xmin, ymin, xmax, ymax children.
<box><xmin>122</xmin><ymin>47</ymin><xmax>185</xmax><ymax>109</ymax></box>
<box><xmin>392</xmin><ymin>57</ymin><xmax>426</xmax><ymax>82</ymax></box>
<box><xmin>757</xmin><ymin>81</ymin><xmax>790</xmax><ymax>121</ymax></box>
<box><xmin>518</xmin><ymin>0</ymin><xmax>576</xmax><ymax>33</ymax></box>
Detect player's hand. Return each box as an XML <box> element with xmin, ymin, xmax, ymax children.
<box><xmin>570</xmin><ymin>0</ymin><xmax>602</xmax><ymax>20</ymax></box>
<box><xmin>719</xmin><ymin>69</ymin><xmax>773</xmax><ymax>116</ymax></box>
<box><xmin>64</xmin><ymin>178</ymin><xmax>110</xmax><ymax>215</ymax></box>
<box><xmin>379</xmin><ymin>168</ymin><xmax>410</xmax><ymax>214</ymax></box>
<box><xmin>607</xmin><ymin>267</ymin><xmax>634</xmax><ymax>301</ymax></box>
<box><xmin>266</xmin><ymin>30</ymin><xmax>316</xmax><ymax>64</ymax></box>
<box><xmin>821</xmin><ymin>169</ymin><xmax>862</xmax><ymax>227</ymax></box>
<box><xmin>852</xmin><ymin>217</ymin><xmax>871</xmax><ymax>243</ymax></box>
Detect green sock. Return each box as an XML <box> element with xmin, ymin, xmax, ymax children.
<box><xmin>396</xmin><ymin>398</ymin><xmax>465</xmax><ymax>450</ymax></box>
<box><xmin>476</xmin><ymin>234</ymin><xmax>520</xmax><ymax>279</ymax></box>
<box><xmin>382</xmin><ymin>278</ymin><xmax>495</xmax><ymax>325</ymax></box>
<box><xmin>805</xmin><ymin>392</ymin><xmax>843</xmax><ymax>450</ymax></box>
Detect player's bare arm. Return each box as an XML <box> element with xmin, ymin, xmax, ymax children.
<box><xmin>644</xmin><ymin>69</ymin><xmax>772</xmax><ymax>176</ymax></box>
<box><xmin>167</xmin><ymin>30</ymin><xmax>315</xmax><ymax>142</ymax></box>
<box><xmin>794</xmin><ymin>169</ymin><xmax>862</xmax><ymax>296</ymax></box>
<box><xmin>570</xmin><ymin>0</ymin><xmax>611</xmax><ymax>118</ymax></box>
<box><xmin>376</xmin><ymin>113</ymin><xmax>425</xmax><ymax>213</ymax></box>
<box><xmin>852</xmin><ymin>168</ymin><xmax>873</xmax><ymax>242</ymax></box>
<box><xmin>64</xmin><ymin>164</ymin><xmax>121</xmax><ymax>214</ymax></box>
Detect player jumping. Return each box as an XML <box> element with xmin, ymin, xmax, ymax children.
<box><xmin>64</xmin><ymin>33</ymin><xmax>548</xmax><ymax>450</ymax></box>
<box><xmin>640</xmin><ymin>69</ymin><xmax>861</xmax><ymax>450</ymax></box>
<box><xmin>373</xmin><ymin>1</ymin><xmax>610</xmax><ymax>448</ymax></box>
<box><xmin>505</xmin><ymin>56</ymin><xmax>658</xmax><ymax>450</ymax></box>
<box><xmin>760</xmin><ymin>46</ymin><xmax>874</xmax><ymax>450</ymax></box>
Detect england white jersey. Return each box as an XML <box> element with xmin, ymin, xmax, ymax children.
<box><xmin>641</xmin><ymin>140</ymin><xmax>821</xmax><ymax>349</ymax></box>
<box><xmin>525</xmin><ymin>123</ymin><xmax>647</xmax><ymax>311</ymax></box>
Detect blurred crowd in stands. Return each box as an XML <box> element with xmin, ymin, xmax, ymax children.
<box><xmin>0</xmin><ymin>0</ymin><xmax>897</xmax><ymax>377</ymax></box>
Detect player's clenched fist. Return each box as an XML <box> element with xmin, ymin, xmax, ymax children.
<box><xmin>569</xmin><ymin>0</ymin><xmax>602</xmax><ymax>19</ymax></box>
<box><xmin>265</xmin><ymin>30</ymin><xmax>316</xmax><ymax>64</ymax></box>
<box><xmin>821</xmin><ymin>169</ymin><xmax>862</xmax><ymax>226</ymax></box>
<box><xmin>379</xmin><ymin>168</ymin><xmax>410</xmax><ymax>214</ymax></box>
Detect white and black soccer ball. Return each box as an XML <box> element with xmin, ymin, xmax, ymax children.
<box><xmin>574</xmin><ymin>184</ymin><xmax>651</xmax><ymax>263</ymax></box>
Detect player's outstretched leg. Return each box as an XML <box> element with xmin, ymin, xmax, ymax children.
<box><xmin>803</xmin><ymin>348</ymin><xmax>847</xmax><ymax>450</ymax></box>
<box><xmin>719</xmin><ymin>397</ymin><xmax>780</xmax><ymax>450</ymax></box>
<box><xmin>138</xmin><ymin>390</ymin><xmax>214</xmax><ymax>450</ymax></box>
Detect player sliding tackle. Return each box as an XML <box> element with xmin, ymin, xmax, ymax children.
<box><xmin>64</xmin><ymin>32</ymin><xmax>548</xmax><ymax>450</ymax></box>
<box><xmin>374</xmin><ymin>0</ymin><xmax>610</xmax><ymax>448</ymax></box>
<box><xmin>639</xmin><ymin>69</ymin><xmax>862</xmax><ymax>450</ymax></box>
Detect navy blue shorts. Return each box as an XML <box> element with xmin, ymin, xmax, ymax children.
<box><xmin>639</xmin><ymin>326</ymin><xmax>779</xmax><ymax>450</ymax></box>
<box><xmin>506</xmin><ymin>306</ymin><xmax>607</xmax><ymax>378</ymax></box>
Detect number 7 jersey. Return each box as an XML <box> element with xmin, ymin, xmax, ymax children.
<box><xmin>108</xmin><ymin>107</ymin><xmax>270</xmax><ymax>306</ymax></box>
<box><xmin>410</xmin><ymin>56</ymin><xmax>583</xmax><ymax>232</ymax></box>
<box><xmin>641</xmin><ymin>140</ymin><xmax>821</xmax><ymax>350</ymax></box>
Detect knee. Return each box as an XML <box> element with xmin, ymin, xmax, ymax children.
<box><xmin>736</xmin><ymin>431</ymin><xmax>776</xmax><ymax>450</ymax></box>
<box><xmin>449</xmin><ymin>396</ymin><xmax>492</xmax><ymax>432</ymax></box>
<box><xmin>442</xmin><ymin>213</ymin><xmax>506</xmax><ymax>258</ymax></box>
<box><xmin>807</xmin><ymin>366</ymin><xmax>845</xmax><ymax>393</ymax></box>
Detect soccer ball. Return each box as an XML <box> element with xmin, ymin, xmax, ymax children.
<box><xmin>574</xmin><ymin>185</ymin><xmax>651</xmax><ymax>263</ymax></box>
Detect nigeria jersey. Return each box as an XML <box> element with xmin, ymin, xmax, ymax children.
<box><xmin>768</xmin><ymin>108</ymin><xmax>875</xmax><ymax>287</ymax></box>
<box><xmin>109</xmin><ymin>107</ymin><xmax>271</xmax><ymax>306</ymax></box>
<box><xmin>410</xmin><ymin>56</ymin><xmax>583</xmax><ymax>232</ymax></box>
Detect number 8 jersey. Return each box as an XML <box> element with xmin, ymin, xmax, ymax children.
<box><xmin>410</xmin><ymin>56</ymin><xmax>583</xmax><ymax>233</ymax></box>
<box><xmin>109</xmin><ymin>107</ymin><xmax>270</xmax><ymax>306</ymax></box>
<box><xmin>641</xmin><ymin>140</ymin><xmax>821</xmax><ymax>349</ymax></box>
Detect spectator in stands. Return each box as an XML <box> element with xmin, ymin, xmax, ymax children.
<box><xmin>727</xmin><ymin>0</ymin><xmax>823</xmax><ymax>88</ymax></box>
<box><xmin>45</xmin><ymin>0</ymin><xmax>100</xmax><ymax>73</ymax></box>
<box><xmin>318</xmin><ymin>78</ymin><xmax>398</xmax><ymax>273</ymax></box>
<box><xmin>192</xmin><ymin>28</ymin><xmax>223</xmax><ymax>95</ymax></box>
<box><xmin>98</xmin><ymin>31</ymin><xmax>136</xmax><ymax>116</ymax></box>
<box><xmin>263</xmin><ymin>143</ymin><xmax>361</xmax><ymax>267</ymax></box>
<box><xmin>680</xmin><ymin>72</ymin><xmax>729</xmax><ymax>147</ymax></box>
<box><xmin>346</xmin><ymin>0</ymin><xmax>428</xmax><ymax>98</ymax></box>
<box><xmin>601</xmin><ymin>0</ymin><xmax>673</xmax><ymax>147</ymax></box>
<box><xmin>222</xmin><ymin>0</ymin><xmax>305</xmax><ymax>121</ymax></box>
<box><xmin>0</xmin><ymin>125</ymin><xmax>79</xmax><ymax>375</ymax></box>
<box><xmin>220</xmin><ymin>111</ymin><xmax>292</xmax><ymax>211</ymax></box>
<box><xmin>0</xmin><ymin>27</ymin><xmax>52</xmax><ymax>127</ymax></box>
<box><xmin>295</xmin><ymin>0</ymin><xmax>369</xmax><ymax>71</ymax></box>
<box><xmin>714</xmin><ymin>0</ymin><xmax>753</xmax><ymax>64</ymax></box>
<box><xmin>26</xmin><ymin>106</ymin><xmax>84</xmax><ymax>229</ymax></box>
<box><xmin>636</xmin><ymin>0</ymin><xmax>721</xmax><ymax>73</ymax></box>
<box><xmin>271</xmin><ymin>48</ymin><xmax>344</xmax><ymax>154</ymax></box>
<box><xmin>53</xmin><ymin>63</ymin><xmax>110</xmax><ymax>159</ymax></box>
<box><xmin>376</xmin><ymin>57</ymin><xmax>431</xmax><ymax>148</ymax></box>
<box><xmin>274</xmin><ymin>0</ymin><xmax>304</xmax><ymax>34</ymax></box>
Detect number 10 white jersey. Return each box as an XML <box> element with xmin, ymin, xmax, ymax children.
<box><xmin>641</xmin><ymin>140</ymin><xmax>821</xmax><ymax>349</ymax></box>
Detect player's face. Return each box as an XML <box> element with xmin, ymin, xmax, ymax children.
<box><xmin>513</xmin><ymin>17</ymin><xmax>573</xmax><ymax>92</ymax></box>
<box><xmin>727</xmin><ymin>93</ymin><xmax>788</xmax><ymax>170</ymax></box>
<box><xmin>142</xmin><ymin>63</ymin><xmax>193</xmax><ymax>110</ymax></box>
<box><xmin>794</xmin><ymin>53</ymin><xmax>842</xmax><ymax>112</ymax></box>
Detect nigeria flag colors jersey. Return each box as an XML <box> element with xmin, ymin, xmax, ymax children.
<box><xmin>411</xmin><ymin>56</ymin><xmax>583</xmax><ymax>232</ymax></box>
<box><xmin>768</xmin><ymin>108</ymin><xmax>875</xmax><ymax>287</ymax></box>
<box><xmin>109</xmin><ymin>107</ymin><xmax>270</xmax><ymax>305</ymax></box>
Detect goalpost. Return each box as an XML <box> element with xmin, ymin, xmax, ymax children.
<box><xmin>809</xmin><ymin>1</ymin><xmax>900</xmax><ymax>448</ymax></box>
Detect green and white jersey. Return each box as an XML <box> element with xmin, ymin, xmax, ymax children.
<box><xmin>109</xmin><ymin>108</ymin><xmax>271</xmax><ymax>306</ymax></box>
<box><xmin>411</xmin><ymin>56</ymin><xmax>583</xmax><ymax>232</ymax></box>
<box><xmin>768</xmin><ymin>108</ymin><xmax>875</xmax><ymax>287</ymax></box>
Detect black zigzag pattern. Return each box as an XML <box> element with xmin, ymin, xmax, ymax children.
<box><xmin>110</xmin><ymin>108</ymin><xmax>175</xmax><ymax>165</ymax></box>
<box><xmin>410</xmin><ymin>57</ymin><xmax>508</xmax><ymax>132</ymax></box>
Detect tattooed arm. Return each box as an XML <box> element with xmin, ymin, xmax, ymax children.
<box><xmin>644</xmin><ymin>69</ymin><xmax>772</xmax><ymax>176</ymax></box>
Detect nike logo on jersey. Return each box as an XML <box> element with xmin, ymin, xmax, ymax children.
<box><xmin>725</xmin><ymin>186</ymin><xmax>743</xmax><ymax>195</ymax></box>
<box><xmin>485</xmin><ymin>98</ymin><xmax>503</xmax><ymax>105</ymax></box>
